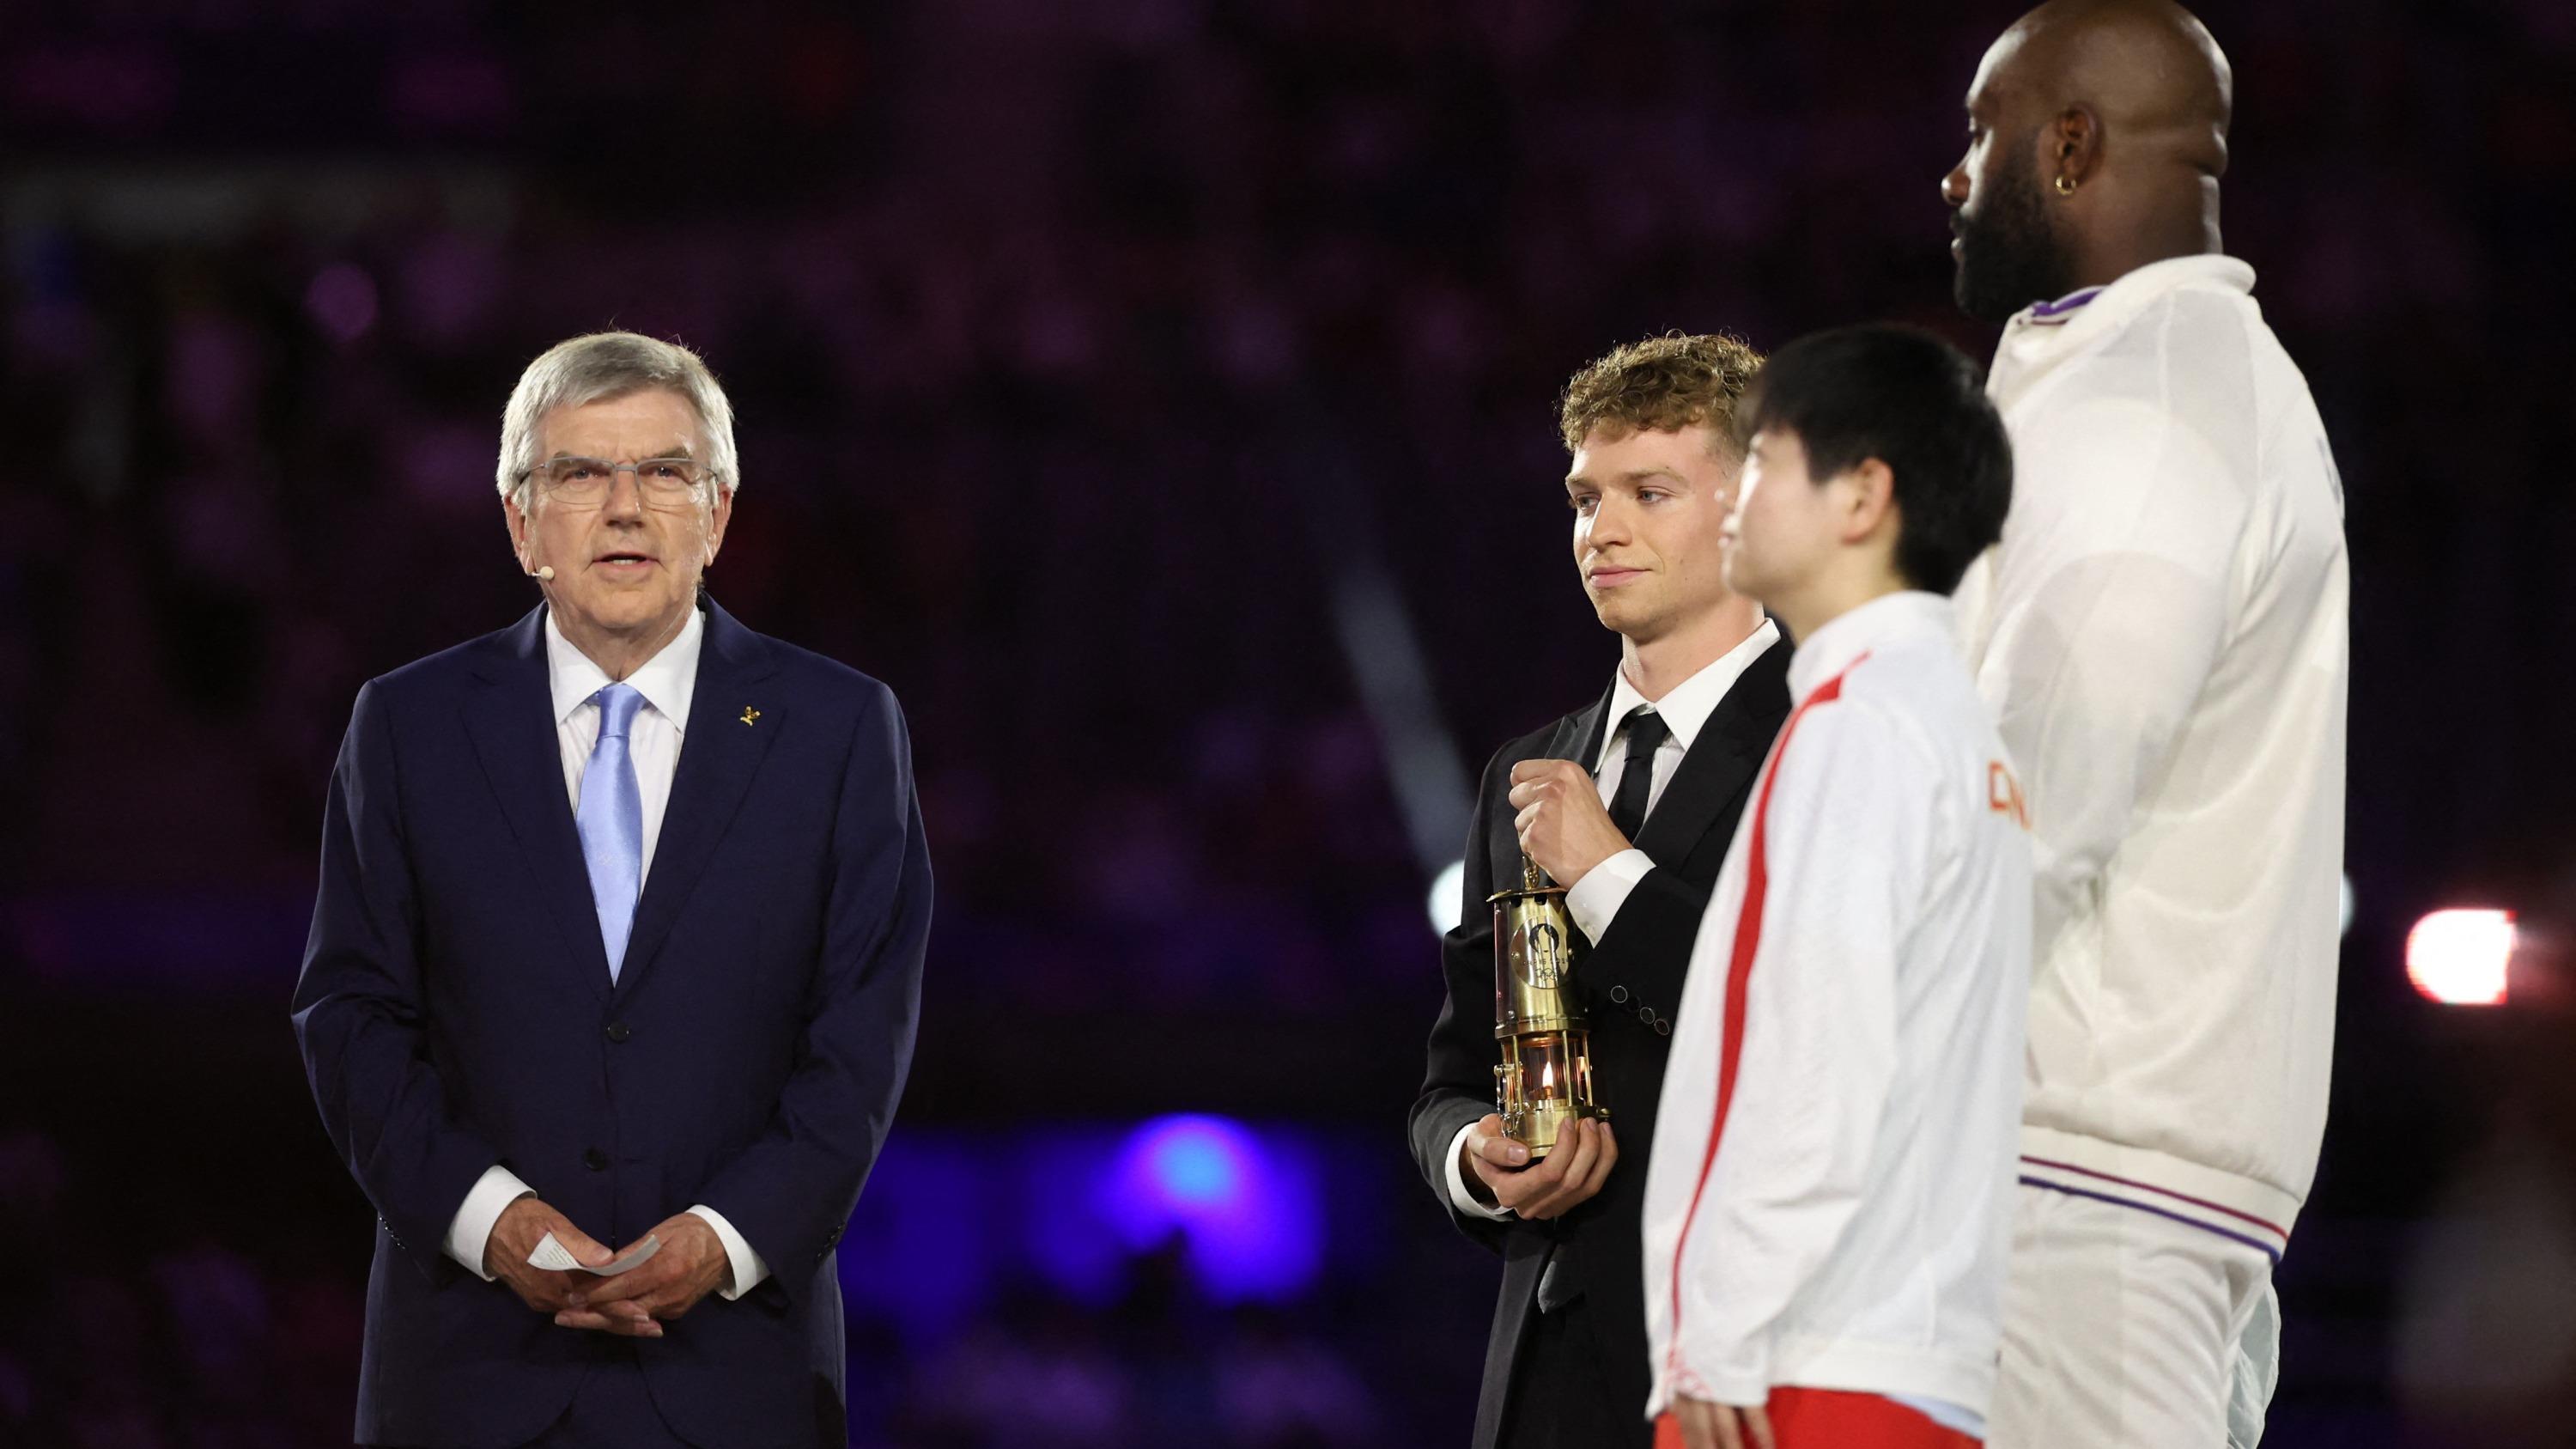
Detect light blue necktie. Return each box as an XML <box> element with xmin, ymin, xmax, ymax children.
<box><xmin>577</xmin><ymin>683</ymin><xmax>647</xmax><ymax>983</ymax></box>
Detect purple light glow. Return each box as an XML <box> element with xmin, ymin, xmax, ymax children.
<box><xmin>1097</xmin><ymin>1116</ymin><xmax>1321</xmax><ymax>1303</ymax></box>
<box><xmin>1136</xmin><ymin>1117</ymin><xmax>1247</xmax><ymax>1206</ymax></box>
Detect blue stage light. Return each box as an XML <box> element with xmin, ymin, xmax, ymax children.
<box><xmin>1139</xmin><ymin>1117</ymin><xmax>1248</xmax><ymax>1207</ymax></box>
<box><xmin>1097</xmin><ymin>1115</ymin><xmax>1322</xmax><ymax>1302</ymax></box>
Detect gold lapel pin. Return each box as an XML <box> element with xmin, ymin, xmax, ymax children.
<box><xmin>740</xmin><ymin>706</ymin><xmax>762</xmax><ymax>727</ymax></box>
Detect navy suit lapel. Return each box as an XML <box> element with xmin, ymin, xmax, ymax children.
<box><xmin>1632</xmin><ymin>636</ymin><xmax>1792</xmax><ymax>864</ymax></box>
<box><xmin>463</xmin><ymin>606</ymin><xmax>612</xmax><ymax>1002</ymax></box>
<box><xmin>615</xmin><ymin>600</ymin><xmax>783</xmax><ymax>1000</ymax></box>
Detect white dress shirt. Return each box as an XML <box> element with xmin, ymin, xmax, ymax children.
<box><xmin>1643</xmin><ymin>593</ymin><xmax>2030</xmax><ymax>1428</ymax></box>
<box><xmin>1564</xmin><ymin>618</ymin><xmax>1783</xmax><ymax>943</ymax></box>
<box><xmin>442</xmin><ymin>606</ymin><xmax>772</xmax><ymax>1300</ymax></box>
<box><xmin>1953</xmin><ymin>255</ymin><xmax>2347</xmax><ymax>1240</ymax></box>
<box><xmin>1443</xmin><ymin>618</ymin><xmax>1782</xmax><ymax>1221</ymax></box>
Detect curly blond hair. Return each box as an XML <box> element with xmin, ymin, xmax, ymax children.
<box><xmin>1557</xmin><ymin>331</ymin><xmax>1765</xmax><ymax>455</ymax></box>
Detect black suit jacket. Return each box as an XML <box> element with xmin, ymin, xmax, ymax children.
<box><xmin>1408</xmin><ymin>639</ymin><xmax>1790</xmax><ymax>1449</ymax></box>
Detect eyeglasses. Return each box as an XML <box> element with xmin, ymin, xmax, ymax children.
<box><xmin>526</xmin><ymin>456</ymin><xmax>714</xmax><ymax>510</ymax></box>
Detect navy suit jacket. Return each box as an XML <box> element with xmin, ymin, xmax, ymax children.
<box><xmin>291</xmin><ymin>599</ymin><xmax>931</xmax><ymax>1449</ymax></box>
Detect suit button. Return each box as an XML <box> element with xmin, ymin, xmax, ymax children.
<box><xmin>583</xmin><ymin>1148</ymin><xmax>610</xmax><ymax>1172</ymax></box>
<box><xmin>605</xmin><ymin>1021</ymin><xmax>632</xmax><ymax>1044</ymax></box>
<box><xmin>1638</xmin><ymin>1003</ymin><xmax>1656</xmax><ymax>1024</ymax></box>
<box><xmin>1609</xmin><ymin>985</ymin><xmax>1630</xmax><ymax>1004</ymax></box>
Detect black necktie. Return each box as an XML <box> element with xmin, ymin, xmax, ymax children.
<box><xmin>1607</xmin><ymin>706</ymin><xmax>1670</xmax><ymax>842</ymax></box>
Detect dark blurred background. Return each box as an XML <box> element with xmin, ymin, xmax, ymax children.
<box><xmin>4</xmin><ymin>1</ymin><xmax>2575</xmax><ymax>1445</ymax></box>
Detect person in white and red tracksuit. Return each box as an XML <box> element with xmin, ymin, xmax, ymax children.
<box><xmin>1641</xmin><ymin>325</ymin><xmax>2032</xmax><ymax>1449</ymax></box>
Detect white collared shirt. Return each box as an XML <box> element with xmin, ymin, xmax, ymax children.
<box><xmin>1443</xmin><ymin>618</ymin><xmax>1782</xmax><ymax>1221</ymax></box>
<box><xmin>1564</xmin><ymin>618</ymin><xmax>1783</xmax><ymax>941</ymax></box>
<box><xmin>544</xmin><ymin>605</ymin><xmax>702</xmax><ymax>886</ymax></box>
<box><xmin>442</xmin><ymin>605</ymin><xmax>770</xmax><ymax>1301</ymax></box>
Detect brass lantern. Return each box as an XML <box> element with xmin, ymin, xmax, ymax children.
<box><xmin>1491</xmin><ymin>855</ymin><xmax>1608</xmax><ymax>1158</ymax></box>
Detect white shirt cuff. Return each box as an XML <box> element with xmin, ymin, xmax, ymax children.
<box><xmin>1444</xmin><ymin>1120</ymin><xmax>1516</xmax><ymax>1221</ymax></box>
<box><xmin>446</xmin><ymin>1164</ymin><xmax>535</xmax><ymax>1281</ymax></box>
<box><xmin>1565</xmin><ymin>848</ymin><xmax>1654</xmax><ymax>943</ymax></box>
<box><xmin>687</xmin><ymin>1204</ymin><xmax>770</xmax><ymax>1300</ymax></box>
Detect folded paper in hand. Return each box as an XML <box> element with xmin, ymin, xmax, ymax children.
<box><xmin>528</xmin><ymin>1232</ymin><xmax>660</xmax><ymax>1275</ymax></box>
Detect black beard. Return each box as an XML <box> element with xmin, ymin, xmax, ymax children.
<box><xmin>1952</xmin><ymin>144</ymin><xmax>2075</xmax><ymax>324</ymax></box>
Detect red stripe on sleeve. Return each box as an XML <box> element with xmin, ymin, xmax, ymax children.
<box><xmin>1664</xmin><ymin>657</ymin><xmax>1866</xmax><ymax>1377</ymax></box>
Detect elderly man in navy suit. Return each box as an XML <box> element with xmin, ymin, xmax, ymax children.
<box><xmin>292</xmin><ymin>332</ymin><xmax>931</xmax><ymax>1448</ymax></box>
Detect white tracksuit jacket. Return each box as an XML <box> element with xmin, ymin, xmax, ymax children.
<box><xmin>1953</xmin><ymin>255</ymin><xmax>2349</xmax><ymax>1256</ymax></box>
<box><xmin>1643</xmin><ymin>592</ymin><xmax>2033</xmax><ymax>1422</ymax></box>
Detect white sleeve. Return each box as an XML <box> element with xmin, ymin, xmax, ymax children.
<box><xmin>1565</xmin><ymin>848</ymin><xmax>1654</xmax><ymax>943</ymax></box>
<box><xmin>1976</xmin><ymin>396</ymin><xmax>2245</xmax><ymax>964</ymax></box>
<box><xmin>1443</xmin><ymin>1121</ymin><xmax>1516</xmax><ymax>1221</ymax></box>
<box><xmin>686</xmin><ymin>1204</ymin><xmax>772</xmax><ymax>1299</ymax></box>
<box><xmin>446</xmin><ymin>1164</ymin><xmax>535</xmax><ymax>1280</ymax></box>
<box><xmin>1665</xmin><ymin>703</ymin><xmax>1929</xmax><ymax>1405</ymax></box>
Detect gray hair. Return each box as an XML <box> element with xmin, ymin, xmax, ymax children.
<box><xmin>495</xmin><ymin>332</ymin><xmax>739</xmax><ymax>508</ymax></box>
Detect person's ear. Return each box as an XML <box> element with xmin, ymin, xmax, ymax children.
<box><xmin>503</xmin><ymin>493</ymin><xmax>536</xmax><ymax>570</ymax></box>
<box><xmin>1840</xmin><ymin>459</ymin><xmax>1899</xmax><ymax>545</ymax></box>
<box><xmin>703</xmin><ymin>487</ymin><xmax>733</xmax><ymax>567</ymax></box>
<box><xmin>2050</xmin><ymin>106</ymin><xmax>2101</xmax><ymax>194</ymax></box>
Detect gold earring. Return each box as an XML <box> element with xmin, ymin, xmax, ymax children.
<box><xmin>2054</xmin><ymin>174</ymin><xmax>2078</xmax><ymax>196</ymax></box>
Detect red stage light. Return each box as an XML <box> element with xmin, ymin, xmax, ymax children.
<box><xmin>2406</xmin><ymin>909</ymin><xmax>2516</xmax><ymax>1007</ymax></box>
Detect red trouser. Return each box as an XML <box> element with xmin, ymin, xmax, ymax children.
<box><xmin>1655</xmin><ymin>1387</ymin><xmax>1980</xmax><ymax>1448</ymax></box>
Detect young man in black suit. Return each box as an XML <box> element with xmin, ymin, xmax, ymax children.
<box><xmin>1411</xmin><ymin>333</ymin><xmax>1794</xmax><ymax>1449</ymax></box>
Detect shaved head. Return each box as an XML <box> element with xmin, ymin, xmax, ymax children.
<box><xmin>1942</xmin><ymin>0</ymin><xmax>2235</xmax><ymax>321</ymax></box>
<box><xmin>1998</xmin><ymin>0</ymin><xmax>2232</xmax><ymax>177</ymax></box>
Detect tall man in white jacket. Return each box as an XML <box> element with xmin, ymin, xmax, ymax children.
<box><xmin>1941</xmin><ymin>3</ymin><xmax>2350</xmax><ymax>1445</ymax></box>
<box><xmin>1644</xmin><ymin>325</ymin><xmax>2031</xmax><ymax>1449</ymax></box>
